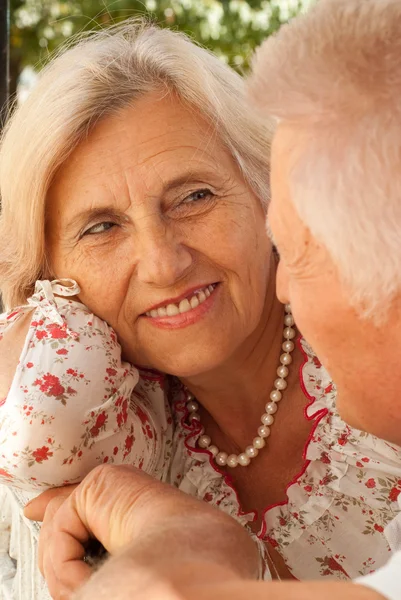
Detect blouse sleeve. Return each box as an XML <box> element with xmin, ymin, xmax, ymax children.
<box><xmin>0</xmin><ymin>280</ymin><xmax>170</xmax><ymax>492</ymax></box>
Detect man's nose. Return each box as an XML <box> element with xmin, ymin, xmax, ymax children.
<box><xmin>135</xmin><ymin>220</ymin><xmax>193</xmax><ymax>288</ymax></box>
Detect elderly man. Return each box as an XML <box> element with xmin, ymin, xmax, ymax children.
<box><xmin>25</xmin><ymin>0</ymin><xmax>401</xmax><ymax>599</ymax></box>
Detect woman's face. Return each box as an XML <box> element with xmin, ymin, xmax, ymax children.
<box><xmin>47</xmin><ymin>92</ymin><xmax>272</xmax><ymax>376</ymax></box>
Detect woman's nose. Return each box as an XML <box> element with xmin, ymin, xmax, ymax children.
<box><xmin>276</xmin><ymin>260</ymin><xmax>290</xmax><ymax>305</ymax></box>
<box><xmin>136</xmin><ymin>222</ymin><xmax>193</xmax><ymax>288</ymax></box>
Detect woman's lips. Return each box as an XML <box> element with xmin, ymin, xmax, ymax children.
<box><xmin>142</xmin><ymin>283</ymin><xmax>220</xmax><ymax>330</ymax></box>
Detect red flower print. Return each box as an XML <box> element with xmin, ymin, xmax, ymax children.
<box><xmin>320</xmin><ymin>453</ymin><xmax>331</xmax><ymax>464</ymax></box>
<box><xmin>356</xmin><ymin>461</ymin><xmax>363</xmax><ymax>468</ymax></box>
<box><xmin>89</xmin><ymin>427</ymin><xmax>99</xmax><ymax>438</ymax></box>
<box><xmin>374</xmin><ymin>524</ymin><xmax>384</xmax><ymax>533</ymax></box>
<box><xmin>324</xmin><ymin>384</ymin><xmax>333</xmax><ymax>394</ymax></box>
<box><xmin>362</xmin><ymin>457</ymin><xmax>370</xmax><ymax>463</ymax></box>
<box><xmin>56</xmin><ymin>348</ymin><xmax>68</xmax><ymax>355</ymax></box>
<box><xmin>78</xmin><ymin>451</ymin><xmax>83</xmax><ymax>458</ymax></box>
<box><xmin>95</xmin><ymin>412</ymin><xmax>107</xmax><ymax>429</ymax></box>
<box><xmin>312</xmin><ymin>356</ymin><xmax>322</xmax><ymax>368</ymax></box>
<box><xmin>124</xmin><ymin>434</ymin><xmax>134</xmax><ymax>453</ymax></box>
<box><xmin>103</xmin><ymin>456</ymin><xmax>109</xmax><ymax>463</ymax></box>
<box><xmin>32</xmin><ymin>446</ymin><xmax>53</xmax><ymax>463</ymax></box>
<box><xmin>203</xmin><ymin>493</ymin><xmax>213</xmax><ymax>502</ymax></box>
<box><xmin>304</xmin><ymin>485</ymin><xmax>313</xmax><ymax>493</ymax></box>
<box><xmin>279</xmin><ymin>517</ymin><xmax>286</xmax><ymax>526</ymax></box>
<box><xmin>36</xmin><ymin>330</ymin><xmax>48</xmax><ymax>340</ymax></box>
<box><xmin>266</xmin><ymin>536</ymin><xmax>279</xmax><ymax>549</ymax></box>
<box><xmin>0</xmin><ymin>467</ymin><xmax>12</xmax><ymax>479</ymax></box>
<box><xmin>136</xmin><ymin>406</ymin><xmax>148</xmax><ymax>425</ymax></box>
<box><xmin>106</xmin><ymin>368</ymin><xmax>117</xmax><ymax>377</ymax></box>
<box><xmin>326</xmin><ymin>557</ymin><xmax>348</xmax><ymax>576</ymax></box>
<box><xmin>47</xmin><ymin>324</ymin><xmax>68</xmax><ymax>339</ymax></box>
<box><xmin>113</xmin><ymin>446</ymin><xmax>118</xmax><ymax>455</ymax></box>
<box><xmin>34</xmin><ymin>373</ymin><xmax>65</xmax><ymax>397</ymax></box>
<box><xmin>389</xmin><ymin>487</ymin><xmax>401</xmax><ymax>502</ymax></box>
<box><xmin>26</xmin><ymin>362</ymin><xmax>34</xmax><ymax>368</ymax></box>
<box><xmin>365</xmin><ymin>478</ymin><xmax>376</xmax><ymax>489</ymax></box>
<box><xmin>67</xmin><ymin>368</ymin><xmax>78</xmax><ymax>376</ymax></box>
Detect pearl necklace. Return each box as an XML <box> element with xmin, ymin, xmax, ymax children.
<box><xmin>186</xmin><ymin>304</ymin><xmax>296</xmax><ymax>469</ymax></box>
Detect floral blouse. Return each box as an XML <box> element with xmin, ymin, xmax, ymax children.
<box><xmin>167</xmin><ymin>338</ymin><xmax>401</xmax><ymax>581</ymax></box>
<box><xmin>1</xmin><ymin>298</ymin><xmax>401</xmax><ymax>598</ymax></box>
<box><xmin>0</xmin><ymin>279</ymin><xmax>173</xmax><ymax>493</ymax></box>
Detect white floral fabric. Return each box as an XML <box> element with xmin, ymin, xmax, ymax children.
<box><xmin>168</xmin><ymin>338</ymin><xmax>401</xmax><ymax>581</ymax></box>
<box><xmin>0</xmin><ymin>279</ymin><xmax>172</xmax><ymax>491</ymax></box>
<box><xmin>0</xmin><ymin>279</ymin><xmax>173</xmax><ymax>600</ymax></box>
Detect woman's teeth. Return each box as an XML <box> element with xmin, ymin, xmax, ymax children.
<box><xmin>146</xmin><ymin>285</ymin><xmax>216</xmax><ymax>318</ymax></box>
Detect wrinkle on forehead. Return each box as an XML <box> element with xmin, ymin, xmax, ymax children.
<box><xmin>50</xmin><ymin>92</ymin><xmax>228</xmax><ymax>202</ymax></box>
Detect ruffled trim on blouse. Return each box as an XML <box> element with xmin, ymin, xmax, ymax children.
<box><xmin>170</xmin><ymin>337</ymin><xmax>401</xmax><ymax>580</ymax></box>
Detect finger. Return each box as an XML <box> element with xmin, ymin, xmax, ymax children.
<box><xmin>42</xmin><ymin>543</ymin><xmax>76</xmax><ymax>600</ymax></box>
<box><xmin>38</xmin><ymin>496</ymin><xmax>67</xmax><ymax>575</ymax></box>
<box><xmin>39</xmin><ymin>495</ymin><xmax>92</xmax><ymax>598</ymax></box>
<box><xmin>24</xmin><ymin>484</ymin><xmax>78</xmax><ymax>521</ymax></box>
<box><xmin>45</xmin><ymin>531</ymin><xmax>91</xmax><ymax>598</ymax></box>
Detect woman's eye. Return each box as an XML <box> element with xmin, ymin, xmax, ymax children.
<box><xmin>83</xmin><ymin>222</ymin><xmax>116</xmax><ymax>236</ymax></box>
<box><xmin>182</xmin><ymin>189</ymin><xmax>214</xmax><ymax>204</ymax></box>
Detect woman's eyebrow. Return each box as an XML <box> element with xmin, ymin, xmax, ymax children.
<box><xmin>160</xmin><ymin>168</ymin><xmax>220</xmax><ymax>194</ymax></box>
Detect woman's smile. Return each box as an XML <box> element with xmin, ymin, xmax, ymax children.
<box><xmin>142</xmin><ymin>282</ymin><xmax>220</xmax><ymax>330</ymax></box>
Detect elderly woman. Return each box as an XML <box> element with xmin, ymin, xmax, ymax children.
<box><xmin>1</xmin><ymin>17</ymin><xmax>401</xmax><ymax>599</ymax></box>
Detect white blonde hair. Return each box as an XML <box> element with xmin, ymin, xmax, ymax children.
<box><xmin>0</xmin><ymin>19</ymin><xmax>271</xmax><ymax>309</ymax></box>
<box><xmin>248</xmin><ymin>0</ymin><xmax>401</xmax><ymax>319</ymax></box>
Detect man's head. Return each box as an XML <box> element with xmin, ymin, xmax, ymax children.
<box><xmin>247</xmin><ymin>0</ymin><xmax>401</xmax><ymax>444</ymax></box>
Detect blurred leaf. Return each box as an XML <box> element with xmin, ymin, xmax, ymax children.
<box><xmin>10</xmin><ymin>0</ymin><xmax>307</xmax><ymax>93</ymax></box>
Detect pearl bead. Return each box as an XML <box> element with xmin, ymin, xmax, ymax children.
<box><xmin>261</xmin><ymin>413</ymin><xmax>274</xmax><ymax>426</ymax></box>
<box><xmin>270</xmin><ymin>389</ymin><xmax>282</xmax><ymax>402</ymax></box>
<box><xmin>198</xmin><ymin>435</ymin><xmax>211</xmax><ymax>448</ymax></box>
<box><xmin>280</xmin><ymin>353</ymin><xmax>293</xmax><ymax>365</ymax></box>
<box><xmin>208</xmin><ymin>445</ymin><xmax>219</xmax><ymax>457</ymax></box>
<box><xmin>277</xmin><ymin>365</ymin><xmax>289</xmax><ymax>379</ymax></box>
<box><xmin>216</xmin><ymin>452</ymin><xmax>228</xmax><ymax>466</ymax></box>
<box><xmin>284</xmin><ymin>326</ymin><xmax>296</xmax><ymax>340</ymax></box>
<box><xmin>186</xmin><ymin>308</ymin><xmax>295</xmax><ymax>469</ymax></box>
<box><xmin>187</xmin><ymin>400</ymin><xmax>199</xmax><ymax>413</ymax></box>
<box><xmin>253</xmin><ymin>437</ymin><xmax>266</xmax><ymax>449</ymax></box>
<box><xmin>227</xmin><ymin>454</ymin><xmax>238</xmax><ymax>468</ymax></box>
<box><xmin>274</xmin><ymin>378</ymin><xmax>288</xmax><ymax>391</ymax></box>
<box><xmin>284</xmin><ymin>314</ymin><xmax>294</xmax><ymax>327</ymax></box>
<box><xmin>238</xmin><ymin>453</ymin><xmax>251</xmax><ymax>466</ymax></box>
<box><xmin>282</xmin><ymin>340</ymin><xmax>294</xmax><ymax>353</ymax></box>
<box><xmin>258</xmin><ymin>425</ymin><xmax>270</xmax><ymax>438</ymax></box>
<box><xmin>246</xmin><ymin>445</ymin><xmax>259</xmax><ymax>458</ymax></box>
<box><xmin>265</xmin><ymin>401</ymin><xmax>278</xmax><ymax>414</ymax></box>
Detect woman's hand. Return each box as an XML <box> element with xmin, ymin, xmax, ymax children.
<box><xmin>25</xmin><ymin>464</ymin><xmax>260</xmax><ymax>600</ymax></box>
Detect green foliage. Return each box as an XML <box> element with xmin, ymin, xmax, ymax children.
<box><xmin>10</xmin><ymin>0</ymin><xmax>309</xmax><ymax>80</ymax></box>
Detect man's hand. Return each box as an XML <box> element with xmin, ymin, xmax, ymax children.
<box><xmin>24</xmin><ymin>464</ymin><xmax>260</xmax><ymax>599</ymax></box>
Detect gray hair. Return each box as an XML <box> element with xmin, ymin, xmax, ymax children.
<box><xmin>0</xmin><ymin>19</ymin><xmax>272</xmax><ymax>309</ymax></box>
<box><xmin>248</xmin><ymin>0</ymin><xmax>401</xmax><ymax>320</ymax></box>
